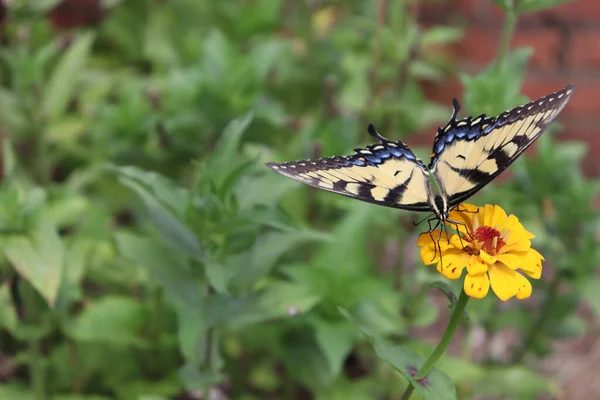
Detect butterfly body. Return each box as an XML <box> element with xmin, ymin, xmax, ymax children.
<box><xmin>267</xmin><ymin>84</ymin><xmax>575</xmax><ymax>225</ymax></box>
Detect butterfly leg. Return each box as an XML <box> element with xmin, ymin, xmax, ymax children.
<box><xmin>426</xmin><ymin>217</ymin><xmax>442</xmax><ymax>262</ymax></box>
<box><xmin>445</xmin><ymin>218</ymin><xmax>471</xmax><ymax>250</ymax></box>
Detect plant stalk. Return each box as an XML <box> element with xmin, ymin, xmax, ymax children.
<box><xmin>29</xmin><ymin>339</ymin><xmax>47</xmax><ymax>400</ymax></box>
<box><xmin>401</xmin><ymin>288</ymin><xmax>470</xmax><ymax>399</ymax></box>
<box><xmin>495</xmin><ymin>1</ymin><xmax>517</xmax><ymax>70</ymax></box>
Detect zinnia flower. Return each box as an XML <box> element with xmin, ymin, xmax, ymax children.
<box><xmin>418</xmin><ymin>204</ymin><xmax>543</xmax><ymax>301</ymax></box>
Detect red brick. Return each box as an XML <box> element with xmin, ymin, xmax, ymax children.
<box><xmin>48</xmin><ymin>0</ymin><xmax>104</xmax><ymax>29</ymax></box>
<box><xmin>537</xmin><ymin>0</ymin><xmax>600</xmax><ymax>22</ymax></box>
<box><xmin>567</xmin><ymin>30</ymin><xmax>600</xmax><ymax>70</ymax></box>
<box><xmin>522</xmin><ymin>75</ymin><xmax>597</xmax><ymax>117</ymax></box>
<box><xmin>455</xmin><ymin>0</ymin><xmax>494</xmax><ymax>20</ymax></box>
<box><xmin>454</xmin><ymin>27</ymin><xmax>561</xmax><ymax>69</ymax></box>
<box><xmin>512</xmin><ymin>29</ymin><xmax>562</xmax><ymax>69</ymax></box>
<box><xmin>420</xmin><ymin>78</ymin><xmax>464</xmax><ymax>105</ymax></box>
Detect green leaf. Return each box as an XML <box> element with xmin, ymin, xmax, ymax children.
<box><xmin>115</xmin><ymin>232</ymin><xmax>201</xmax><ymax>306</ymax></box>
<box><xmin>42</xmin><ymin>195</ymin><xmax>89</xmax><ymax>229</ymax></box>
<box><xmin>315</xmin><ymin>378</ymin><xmax>380</xmax><ymax>400</ymax></box>
<box><xmin>230</xmin><ymin>229</ymin><xmax>331</xmax><ymax>288</ymax></box>
<box><xmin>313</xmin><ymin>319</ymin><xmax>357</xmax><ymax>379</ymax></box>
<box><xmin>178</xmin><ymin>363</ymin><xmax>223</xmax><ymax>391</ymax></box>
<box><xmin>259</xmin><ymin>281</ymin><xmax>321</xmax><ymax>316</ymax></box>
<box><xmin>314</xmin><ymin>202</ymin><xmax>386</xmax><ymax>274</ymax></box>
<box><xmin>115</xmin><ymin>165</ymin><xmax>189</xmax><ymax>218</ymax></box>
<box><xmin>282</xmin><ymin>337</ymin><xmax>333</xmax><ymax>391</ymax></box>
<box><xmin>340</xmin><ymin>308</ymin><xmax>456</xmax><ymax>400</ymax></box>
<box><xmin>43</xmin><ymin>32</ymin><xmax>95</xmax><ymax>121</ymax></box>
<box><xmin>204</xmin><ymin>259</ymin><xmax>228</xmax><ymax>294</ymax></box>
<box><xmin>57</xmin><ymin>238</ymin><xmax>94</xmax><ymax>306</ymax></box>
<box><xmin>54</xmin><ymin>395</ymin><xmax>113</xmax><ymax>400</ymax></box>
<box><xmin>5</xmin><ymin>222</ymin><xmax>64</xmax><ymax>307</ymax></box>
<box><xmin>0</xmin><ymin>284</ymin><xmax>18</xmax><ymax>335</ymax></box>
<box><xmin>421</xmin><ymin>26</ymin><xmax>464</xmax><ymax>45</ymax></box>
<box><xmin>461</xmin><ymin>48</ymin><xmax>532</xmax><ymax>115</ymax></box>
<box><xmin>516</xmin><ymin>0</ymin><xmax>575</xmax><ymax>13</ymax></box>
<box><xmin>64</xmin><ymin>295</ymin><xmax>149</xmax><ymax>347</ymax></box>
<box><xmin>202</xmin><ymin>30</ymin><xmax>233</xmax><ymax>84</ymax></box>
<box><xmin>234</xmin><ymin>171</ymin><xmax>300</xmax><ymax>210</ymax></box>
<box><xmin>174</xmin><ymin>299</ymin><xmax>224</xmax><ymax>369</ymax></box>
<box><xmin>0</xmin><ymin>385</ymin><xmax>34</xmax><ymax>400</ymax></box>
<box><xmin>351</xmin><ymin>290</ymin><xmax>406</xmax><ymax>336</ymax></box>
<box><xmin>115</xmin><ymin>167</ymin><xmax>201</xmax><ymax>259</ymax></box>
<box><xmin>207</xmin><ymin>112</ymin><xmax>254</xmax><ymax>184</ymax></box>
<box><xmin>472</xmin><ymin>366</ymin><xmax>558</xmax><ymax>397</ymax></box>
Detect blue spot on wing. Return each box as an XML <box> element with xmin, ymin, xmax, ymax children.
<box><xmin>434</xmin><ymin>140</ymin><xmax>445</xmax><ymax>153</ymax></box>
<box><xmin>483</xmin><ymin>124</ymin><xmax>495</xmax><ymax>134</ymax></box>
<box><xmin>455</xmin><ymin>128</ymin><xmax>467</xmax><ymax>138</ymax></box>
<box><xmin>467</xmin><ymin>126</ymin><xmax>481</xmax><ymax>139</ymax></box>
<box><xmin>364</xmin><ymin>154</ymin><xmax>381</xmax><ymax>164</ymax></box>
<box><xmin>401</xmin><ymin>148</ymin><xmax>416</xmax><ymax>160</ymax></box>
<box><xmin>374</xmin><ymin>149</ymin><xmax>391</xmax><ymax>159</ymax></box>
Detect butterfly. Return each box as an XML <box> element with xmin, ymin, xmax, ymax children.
<box><xmin>266</xmin><ymin>84</ymin><xmax>575</xmax><ymax>237</ymax></box>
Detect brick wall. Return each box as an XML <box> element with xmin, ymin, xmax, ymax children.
<box><xmin>418</xmin><ymin>0</ymin><xmax>600</xmax><ymax>176</ymax></box>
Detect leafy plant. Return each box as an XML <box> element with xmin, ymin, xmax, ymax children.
<box><xmin>0</xmin><ymin>0</ymin><xmax>592</xmax><ymax>399</ymax></box>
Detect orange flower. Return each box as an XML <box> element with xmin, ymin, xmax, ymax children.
<box><xmin>418</xmin><ymin>204</ymin><xmax>543</xmax><ymax>301</ymax></box>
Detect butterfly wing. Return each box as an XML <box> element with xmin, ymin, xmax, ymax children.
<box><xmin>428</xmin><ymin>84</ymin><xmax>575</xmax><ymax>207</ymax></box>
<box><xmin>266</xmin><ymin>124</ymin><xmax>433</xmax><ymax>211</ymax></box>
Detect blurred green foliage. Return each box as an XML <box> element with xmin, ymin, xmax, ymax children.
<box><xmin>0</xmin><ymin>0</ymin><xmax>596</xmax><ymax>399</ymax></box>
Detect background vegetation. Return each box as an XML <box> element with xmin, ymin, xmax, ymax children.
<box><xmin>0</xmin><ymin>0</ymin><xmax>598</xmax><ymax>399</ymax></box>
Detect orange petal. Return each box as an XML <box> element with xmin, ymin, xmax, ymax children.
<box><xmin>464</xmin><ymin>273</ymin><xmax>490</xmax><ymax>299</ymax></box>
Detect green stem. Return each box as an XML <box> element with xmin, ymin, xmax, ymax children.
<box><xmin>495</xmin><ymin>1</ymin><xmax>517</xmax><ymax>70</ymax></box>
<box><xmin>29</xmin><ymin>340</ymin><xmax>46</xmax><ymax>400</ymax></box>
<box><xmin>33</xmin><ymin>87</ymin><xmax>50</xmax><ymax>186</ymax></box>
<box><xmin>203</xmin><ymin>284</ymin><xmax>215</xmax><ymax>371</ymax></box>
<box><xmin>401</xmin><ymin>288</ymin><xmax>470</xmax><ymax>399</ymax></box>
<box><xmin>21</xmin><ymin>281</ymin><xmax>47</xmax><ymax>400</ymax></box>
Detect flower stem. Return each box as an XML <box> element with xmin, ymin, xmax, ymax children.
<box><xmin>400</xmin><ymin>288</ymin><xmax>470</xmax><ymax>399</ymax></box>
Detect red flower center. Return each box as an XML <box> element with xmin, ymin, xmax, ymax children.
<box><xmin>472</xmin><ymin>226</ymin><xmax>505</xmax><ymax>255</ymax></box>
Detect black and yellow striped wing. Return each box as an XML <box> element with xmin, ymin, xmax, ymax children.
<box><xmin>266</xmin><ymin>124</ymin><xmax>433</xmax><ymax>211</ymax></box>
<box><xmin>429</xmin><ymin>84</ymin><xmax>575</xmax><ymax>207</ymax></box>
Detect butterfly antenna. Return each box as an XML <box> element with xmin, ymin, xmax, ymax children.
<box><xmin>451</xmin><ymin>98</ymin><xmax>461</xmax><ymax>122</ymax></box>
<box><xmin>367</xmin><ymin>123</ymin><xmax>390</xmax><ymax>143</ymax></box>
